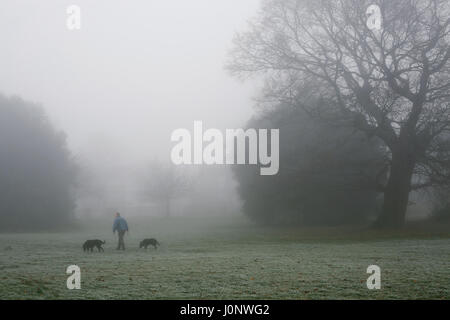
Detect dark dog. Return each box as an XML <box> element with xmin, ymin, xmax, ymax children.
<box><xmin>139</xmin><ymin>238</ymin><xmax>160</xmax><ymax>249</ymax></box>
<box><xmin>83</xmin><ymin>239</ymin><xmax>105</xmax><ymax>252</ymax></box>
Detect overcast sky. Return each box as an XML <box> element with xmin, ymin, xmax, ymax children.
<box><xmin>0</xmin><ymin>0</ymin><xmax>261</xmax><ymax>167</ymax></box>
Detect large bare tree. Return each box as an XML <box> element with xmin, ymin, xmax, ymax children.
<box><xmin>142</xmin><ymin>162</ymin><xmax>191</xmax><ymax>217</ymax></box>
<box><xmin>228</xmin><ymin>0</ymin><xmax>450</xmax><ymax>228</ymax></box>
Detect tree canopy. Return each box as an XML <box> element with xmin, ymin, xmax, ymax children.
<box><xmin>0</xmin><ymin>95</ymin><xmax>77</xmax><ymax>231</ymax></box>
<box><xmin>233</xmin><ymin>103</ymin><xmax>385</xmax><ymax>225</ymax></box>
<box><xmin>229</xmin><ymin>0</ymin><xmax>450</xmax><ymax>228</ymax></box>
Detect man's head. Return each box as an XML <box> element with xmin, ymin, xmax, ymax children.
<box><xmin>115</xmin><ymin>212</ymin><xmax>120</xmax><ymax>218</ymax></box>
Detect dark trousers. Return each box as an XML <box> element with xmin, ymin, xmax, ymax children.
<box><xmin>117</xmin><ymin>230</ymin><xmax>126</xmax><ymax>250</ymax></box>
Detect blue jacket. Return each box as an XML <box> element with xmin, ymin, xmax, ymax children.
<box><xmin>113</xmin><ymin>217</ymin><xmax>129</xmax><ymax>232</ymax></box>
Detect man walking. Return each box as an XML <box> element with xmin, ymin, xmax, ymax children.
<box><xmin>113</xmin><ymin>212</ymin><xmax>129</xmax><ymax>250</ymax></box>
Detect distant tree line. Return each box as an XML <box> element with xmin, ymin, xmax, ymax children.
<box><xmin>140</xmin><ymin>161</ymin><xmax>191</xmax><ymax>218</ymax></box>
<box><xmin>0</xmin><ymin>94</ymin><xmax>77</xmax><ymax>231</ymax></box>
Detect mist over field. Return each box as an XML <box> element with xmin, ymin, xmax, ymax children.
<box><xmin>0</xmin><ymin>0</ymin><xmax>449</xmax><ymax>301</ymax></box>
<box><xmin>0</xmin><ymin>0</ymin><xmax>260</xmax><ymax>222</ymax></box>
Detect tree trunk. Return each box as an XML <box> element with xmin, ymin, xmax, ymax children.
<box><xmin>374</xmin><ymin>148</ymin><xmax>415</xmax><ymax>229</ymax></box>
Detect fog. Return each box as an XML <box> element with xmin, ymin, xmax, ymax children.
<box><xmin>1</xmin><ymin>0</ymin><xmax>446</xmax><ymax>229</ymax></box>
<box><xmin>0</xmin><ymin>0</ymin><xmax>260</xmax><ymax>218</ymax></box>
<box><xmin>1</xmin><ymin>0</ymin><xmax>449</xmax><ymax>302</ymax></box>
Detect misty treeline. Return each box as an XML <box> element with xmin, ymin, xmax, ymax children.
<box><xmin>0</xmin><ymin>92</ymin><xmax>234</xmax><ymax>231</ymax></box>
<box><xmin>3</xmin><ymin>0</ymin><xmax>450</xmax><ymax>231</ymax></box>
<box><xmin>228</xmin><ymin>0</ymin><xmax>450</xmax><ymax>228</ymax></box>
<box><xmin>137</xmin><ymin>163</ymin><xmax>238</xmax><ymax>218</ymax></box>
<box><xmin>0</xmin><ymin>95</ymin><xmax>76</xmax><ymax>231</ymax></box>
<box><xmin>140</xmin><ymin>161</ymin><xmax>191</xmax><ymax>218</ymax></box>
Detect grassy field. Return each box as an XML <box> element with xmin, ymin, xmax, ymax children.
<box><xmin>0</xmin><ymin>216</ymin><xmax>449</xmax><ymax>300</ymax></box>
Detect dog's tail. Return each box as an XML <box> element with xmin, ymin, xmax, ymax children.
<box><xmin>156</xmin><ymin>240</ymin><xmax>161</xmax><ymax>246</ymax></box>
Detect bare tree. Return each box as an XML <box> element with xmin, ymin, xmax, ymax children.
<box><xmin>228</xmin><ymin>0</ymin><xmax>450</xmax><ymax>228</ymax></box>
<box><xmin>142</xmin><ymin>161</ymin><xmax>191</xmax><ymax>217</ymax></box>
